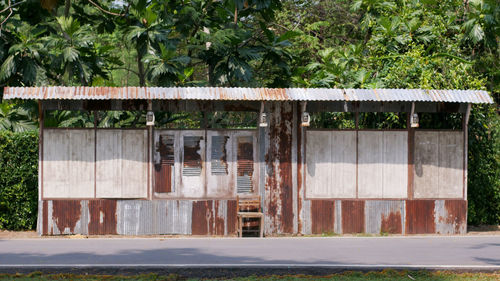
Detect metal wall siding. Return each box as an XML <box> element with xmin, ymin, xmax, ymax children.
<box><xmin>435</xmin><ymin>200</ymin><xmax>467</xmax><ymax>234</ymax></box>
<box><xmin>51</xmin><ymin>200</ymin><xmax>82</xmax><ymax>234</ymax></box>
<box><xmin>236</xmin><ymin>136</ymin><xmax>254</xmax><ymax>193</ymax></box>
<box><xmin>210</xmin><ymin>136</ymin><xmax>229</xmax><ymax>175</ymax></box>
<box><xmin>414</xmin><ymin>131</ymin><xmax>464</xmax><ymax>199</ymax></box>
<box><xmin>264</xmin><ymin>102</ymin><xmax>295</xmax><ymax>234</ymax></box>
<box><xmin>405</xmin><ymin>200</ymin><xmax>435</xmax><ymax>234</ymax></box>
<box><xmin>341</xmin><ymin>200</ymin><xmax>365</xmax><ymax>234</ymax></box>
<box><xmin>365</xmin><ymin>201</ymin><xmax>404</xmax><ymax>234</ymax></box>
<box><xmin>88</xmin><ymin>200</ymin><xmax>118</xmax><ymax>235</ymax></box>
<box><xmin>310</xmin><ymin>200</ymin><xmax>335</xmax><ymax>234</ymax></box>
<box><xmin>38</xmin><ymin>199</ymin><xmax>467</xmax><ymax>235</ymax></box>
<box><xmin>96</xmin><ymin>130</ymin><xmax>148</xmax><ymax>199</ymax></box>
<box><xmin>226</xmin><ymin>200</ymin><xmax>237</xmax><ymax>235</ymax></box>
<box><xmin>43</xmin><ymin>129</ymin><xmax>95</xmax><ymax>198</ymax></box>
<box><xmin>4</xmin><ymin>87</ymin><xmax>493</xmax><ymax>104</ymax></box>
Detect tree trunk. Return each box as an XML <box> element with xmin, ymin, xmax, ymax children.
<box><xmin>137</xmin><ymin>44</ymin><xmax>146</xmax><ymax>87</ymax></box>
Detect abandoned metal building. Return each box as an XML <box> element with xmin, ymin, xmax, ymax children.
<box><xmin>3</xmin><ymin>87</ymin><xmax>493</xmax><ymax>236</ymax></box>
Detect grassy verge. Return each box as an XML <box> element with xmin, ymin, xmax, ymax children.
<box><xmin>0</xmin><ymin>270</ymin><xmax>499</xmax><ymax>281</ymax></box>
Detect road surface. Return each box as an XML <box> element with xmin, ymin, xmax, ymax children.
<box><xmin>0</xmin><ymin>236</ymin><xmax>499</xmax><ymax>274</ymax></box>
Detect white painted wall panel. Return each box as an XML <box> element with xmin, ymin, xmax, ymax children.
<box><xmin>206</xmin><ymin>131</ymin><xmax>234</xmax><ymax>198</ymax></box>
<box><xmin>382</xmin><ymin>131</ymin><xmax>408</xmax><ymax>198</ymax></box>
<box><xmin>180</xmin><ymin>131</ymin><xmax>205</xmax><ymax>198</ymax></box>
<box><xmin>306</xmin><ymin>131</ymin><xmax>356</xmax><ymax>198</ymax></box>
<box><xmin>306</xmin><ymin>131</ymin><xmax>332</xmax><ymax>198</ymax></box>
<box><xmin>330</xmin><ymin>131</ymin><xmax>356</xmax><ymax>197</ymax></box>
<box><xmin>438</xmin><ymin>131</ymin><xmax>463</xmax><ymax>198</ymax></box>
<box><xmin>358</xmin><ymin>131</ymin><xmax>383</xmax><ymax>198</ymax></box>
<box><xmin>96</xmin><ymin>130</ymin><xmax>147</xmax><ymax>198</ymax></box>
<box><xmin>414</xmin><ymin>131</ymin><xmax>439</xmax><ymax>198</ymax></box>
<box><xmin>122</xmin><ymin>130</ymin><xmax>148</xmax><ymax>198</ymax></box>
<box><xmin>414</xmin><ymin>131</ymin><xmax>463</xmax><ymax>199</ymax></box>
<box><xmin>43</xmin><ymin>129</ymin><xmax>94</xmax><ymax>198</ymax></box>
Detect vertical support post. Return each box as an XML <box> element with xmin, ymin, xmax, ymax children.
<box><xmin>38</xmin><ymin>101</ymin><xmax>44</xmax><ymax>202</ymax></box>
<box><xmin>147</xmin><ymin>100</ymin><xmax>153</xmax><ymax>200</ymax></box>
<box><xmin>355</xmin><ymin>105</ymin><xmax>359</xmax><ymax>199</ymax></box>
<box><xmin>463</xmin><ymin>103</ymin><xmax>471</xmax><ymax>200</ymax></box>
<box><xmin>93</xmin><ymin>111</ymin><xmax>97</xmax><ymax>199</ymax></box>
<box><xmin>407</xmin><ymin>111</ymin><xmax>415</xmax><ymax>199</ymax></box>
<box><xmin>296</xmin><ymin>102</ymin><xmax>304</xmax><ymax>234</ymax></box>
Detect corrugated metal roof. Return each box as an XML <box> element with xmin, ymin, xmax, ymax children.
<box><xmin>2</xmin><ymin>86</ymin><xmax>493</xmax><ymax>103</ymax></box>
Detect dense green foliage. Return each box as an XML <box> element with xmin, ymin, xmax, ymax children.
<box><xmin>0</xmin><ymin>0</ymin><xmax>498</xmax><ymax>227</ymax></box>
<box><xmin>0</xmin><ymin>131</ymin><xmax>38</xmax><ymax>230</ymax></box>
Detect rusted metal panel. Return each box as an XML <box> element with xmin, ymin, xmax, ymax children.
<box><xmin>52</xmin><ymin>200</ymin><xmax>82</xmax><ymax>234</ymax></box>
<box><xmin>42</xmin><ymin>129</ymin><xmax>95</xmax><ymax>198</ymax></box>
<box><xmin>191</xmin><ymin>200</ymin><xmax>211</xmax><ymax>235</ymax></box>
<box><xmin>88</xmin><ymin>200</ymin><xmax>117</xmax><ymax>235</ymax></box>
<box><xmin>4</xmin><ymin>87</ymin><xmax>493</xmax><ymax>104</ymax></box>
<box><xmin>405</xmin><ymin>200</ymin><xmax>435</xmax><ymax>234</ymax></box>
<box><xmin>365</xmin><ymin>201</ymin><xmax>404</xmax><ymax>234</ymax></box>
<box><xmin>42</xmin><ymin>201</ymin><xmax>48</xmax><ymax>235</ymax></box>
<box><xmin>435</xmin><ymin>200</ymin><xmax>467</xmax><ymax>234</ymax></box>
<box><xmin>237</xmin><ymin>136</ymin><xmax>254</xmax><ymax>193</ymax></box>
<box><xmin>226</xmin><ymin>200</ymin><xmax>237</xmax><ymax>235</ymax></box>
<box><xmin>183</xmin><ymin>136</ymin><xmax>203</xmax><ymax>176</ymax></box>
<box><xmin>191</xmin><ymin>200</ymin><xmax>232</xmax><ymax>235</ymax></box>
<box><xmin>265</xmin><ymin>102</ymin><xmax>294</xmax><ymax>234</ymax></box>
<box><xmin>154</xmin><ymin>134</ymin><xmax>175</xmax><ymax>193</ymax></box>
<box><xmin>310</xmin><ymin>200</ymin><xmax>335</xmax><ymax>234</ymax></box>
<box><xmin>341</xmin><ymin>200</ymin><xmax>365</xmax><ymax>234</ymax></box>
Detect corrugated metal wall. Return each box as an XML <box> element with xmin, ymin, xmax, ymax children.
<box><xmin>38</xmin><ymin>199</ymin><xmax>237</xmax><ymax>236</ymax></box>
<box><xmin>38</xmin><ymin>199</ymin><xmax>466</xmax><ymax>235</ymax></box>
<box><xmin>38</xmin><ymin>102</ymin><xmax>468</xmax><ymax>236</ymax></box>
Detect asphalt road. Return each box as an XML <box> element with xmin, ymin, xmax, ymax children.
<box><xmin>0</xmin><ymin>236</ymin><xmax>499</xmax><ymax>271</ymax></box>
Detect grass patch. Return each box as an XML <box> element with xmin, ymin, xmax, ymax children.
<box><xmin>0</xmin><ymin>270</ymin><xmax>499</xmax><ymax>280</ymax></box>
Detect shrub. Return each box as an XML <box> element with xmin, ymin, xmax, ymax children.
<box><xmin>0</xmin><ymin>131</ymin><xmax>38</xmax><ymax>230</ymax></box>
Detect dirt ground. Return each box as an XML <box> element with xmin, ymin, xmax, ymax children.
<box><xmin>1</xmin><ymin>225</ymin><xmax>499</xmax><ymax>239</ymax></box>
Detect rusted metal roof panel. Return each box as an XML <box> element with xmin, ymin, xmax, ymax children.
<box><xmin>3</xmin><ymin>87</ymin><xmax>493</xmax><ymax>103</ymax></box>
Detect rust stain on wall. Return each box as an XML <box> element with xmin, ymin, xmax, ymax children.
<box><xmin>405</xmin><ymin>200</ymin><xmax>435</xmax><ymax>234</ymax></box>
<box><xmin>342</xmin><ymin>200</ymin><xmax>365</xmax><ymax>234</ymax></box>
<box><xmin>226</xmin><ymin>200</ymin><xmax>237</xmax><ymax>235</ymax></box>
<box><xmin>214</xmin><ymin>201</ymin><xmax>224</xmax><ymax>235</ymax></box>
<box><xmin>296</xmin><ymin>103</ymin><xmax>303</xmax><ymax>234</ymax></box>
<box><xmin>183</xmin><ymin>137</ymin><xmax>202</xmax><ymax>168</ymax></box>
<box><xmin>42</xmin><ymin>201</ymin><xmax>48</xmax><ymax>235</ymax></box>
<box><xmin>155</xmin><ymin>135</ymin><xmax>174</xmax><ymax>193</ymax></box>
<box><xmin>380</xmin><ymin>212</ymin><xmax>402</xmax><ymax>234</ymax></box>
<box><xmin>311</xmin><ymin>200</ymin><xmax>335</xmax><ymax>234</ymax></box>
<box><xmin>237</xmin><ymin>141</ymin><xmax>254</xmax><ymax>176</ymax></box>
<box><xmin>192</xmin><ymin>201</ymin><xmax>209</xmax><ymax>235</ymax></box>
<box><xmin>444</xmin><ymin>200</ymin><xmax>467</xmax><ymax>233</ymax></box>
<box><xmin>52</xmin><ymin>200</ymin><xmax>81</xmax><ymax>234</ymax></box>
<box><xmin>88</xmin><ymin>200</ymin><xmax>117</xmax><ymax>235</ymax></box>
<box><xmin>265</xmin><ymin>102</ymin><xmax>294</xmax><ymax>234</ymax></box>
